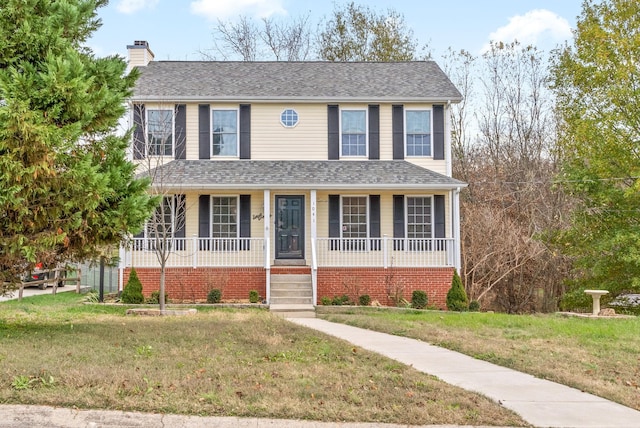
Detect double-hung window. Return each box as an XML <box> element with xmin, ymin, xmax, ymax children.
<box><xmin>211</xmin><ymin>196</ymin><xmax>238</xmax><ymax>250</ymax></box>
<box><xmin>407</xmin><ymin>196</ymin><xmax>432</xmax><ymax>250</ymax></box>
<box><xmin>142</xmin><ymin>195</ymin><xmax>185</xmax><ymax>251</ymax></box>
<box><xmin>341</xmin><ymin>196</ymin><xmax>368</xmax><ymax>250</ymax></box>
<box><xmin>341</xmin><ymin>110</ymin><xmax>367</xmax><ymax>156</ymax></box>
<box><xmin>405</xmin><ymin>110</ymin><xmax>431</xmax><ymax>156</ymax></box>
<box><xmin>147</xmin><ymin>109</ymin><xmax>174</xmax><ymax>156</ymax></box>
<box><xmin>212</xmin><ymin>110</ymin><xmax>238</xmax><ymax>156</ymax></box>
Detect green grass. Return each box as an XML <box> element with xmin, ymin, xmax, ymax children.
<box><xmin>318</xmin><ymin>307</ymin><xmax>640</xmax><ymax>411</ymax></box>
<box><xmin>0</xmin><ymin>293</ymin><xmax>526</xmax><ymax>426</ymax></box>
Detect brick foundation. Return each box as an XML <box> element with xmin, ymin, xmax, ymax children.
<box><xmin>122</xmin><ymin>267</ymin><xmax>266</xmax><ymax>302</ymax></box>
<box><xmin>122</xmin><ymin>266</ymin><xmax>453</xmax><ymax>308</ymax></box>
<box><xmin>317</xmin><ymin>267</ymin><xmax>453</xmax><ymax>310</ymax></box>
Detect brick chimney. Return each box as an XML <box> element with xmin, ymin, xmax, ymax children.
<box><xmin>127</xmin><ymin>40</ymin><xmax>154</xmax><ymax>70</ymax></box>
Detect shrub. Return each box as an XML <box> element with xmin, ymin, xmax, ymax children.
<box><xmin>331</xmin><ymin>294</ymin><xmax>350</xmax><ymax>306</ymax></box>
<box><xmin>469</xmin><ymin>300</ymin><xmax>480</xmax><ymax>312</ymax></box>
<box><xmin>411</xmin><ymin>290</ymin><xmax>428</xmax><ymax>309</ymax></box>
<box><xmin>121</xmin><ymin>268</ymin><xmax>144</xmax><ymax>304</ymax></box>
<box><xmin>446</xmin><ymin>269</ymin><xmax>469</xmax><ymax>311</ymax></box>
<box><xmin>147</xmin><ymin>290</ymin><xmax>169</xmax><ymax>305</ymax></box>
<box><xmin>358</xmin><ymin>294</ymin><xmax>371</xmax><ymax>306</ymax></box>
<box><xmin>320</xmin><ymin>296</ymin><xmax>332</xmax><ymax>306</ymax></box>
<box><xmin>249</xmin><ymin>290</ymin><xmax>260</xmax><ymax>303</ymax></box>
<box><xmin>207</xmin><ymin>288</ymin><xmax>222</xmax><ymax>304</ymax></box>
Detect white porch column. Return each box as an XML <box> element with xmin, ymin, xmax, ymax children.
<box><xmin>452</xmin><ymin>187</ymin><xmax>462</xmax><ymax>272</ymax></box>
<box><xmin>445</xmin><ymin>100</ymin><xmax>452</xmax><ymax>177</ymax></box>
<box><xmin>118</xmin><ymin>245</ymin><xmax>126</xmax><ymax>293</ymax></box>
<box><xmin>264</xmin><ymin>189</ymin><xmax>271</xmax><ymax>304</ymax></box>
<box><xmin>310</xmin><ymin>189</ymin><xmax>318</xmax><ymax>305</ymax></box>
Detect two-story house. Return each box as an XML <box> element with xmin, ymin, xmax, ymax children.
<box><xmin>120</xmin><ymin>40</ymin><xmax>466</xmax><ymax>310</ymax></box>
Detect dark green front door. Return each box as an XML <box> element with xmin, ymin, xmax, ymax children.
<box><xmin>276</xmin><ymin>196</ymin><xmax>304</xmax><ymax>259</ymax></box>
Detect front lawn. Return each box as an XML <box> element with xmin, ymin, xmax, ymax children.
<box><xmin>0</xmin><ymin>293</ymin><xmax>525</xmax><ymax>426</ymax></box>
<box><xmin>318</xmin><ymin>307</ymin><xmax>640</xmax><ymax>411</ymax></box>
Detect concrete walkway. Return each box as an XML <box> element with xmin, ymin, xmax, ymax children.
<box><xmin>290</xmin><ymin>318</ymin><xmax>640</xmax><ymax>428</ymax></box>
<box><xmin>0</xmin><ymin>405</ymin><xmax>499</xmax><ymax>428</ymax></box>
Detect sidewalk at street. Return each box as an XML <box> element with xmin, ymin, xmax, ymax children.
<box><xmin>0</xmin><ymin>405</ymin><xmax>506</xmax><ymax>428</ymax></box>
<box><xmin>290</xmin><ymin>318</ymin><xmax>640</xmax><ymax>428</ymax></box>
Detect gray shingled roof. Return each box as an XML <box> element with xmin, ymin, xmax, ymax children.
<box><xmin>133</xmin><ymin>61</ymin><xmax>462</xmax><ymax>102</ymax></box>
<box><xmin>143</xmin><ymin>160</ymin><xmax>466</xmax><ymax>190</ymax></box>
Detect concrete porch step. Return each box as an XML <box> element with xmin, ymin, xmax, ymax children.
<box><xmin>270</xmin><ymin>274</ymin><xmax>311</xmax><ymax>283</ymax></box>
<box><xmin>270</xmin><ymin>288</ymin><xmax>313</xmax><ymax>298</ymax></box>
<box><xmin>270</xmin><ymin>296</ymin><xmax>314</xmax><ymax>305</ymax></box>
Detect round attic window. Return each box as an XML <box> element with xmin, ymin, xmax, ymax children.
<box><xmin>280</xmin><ymin>109</ymin><xmax>299</xmax><ymax>127</ymax></box>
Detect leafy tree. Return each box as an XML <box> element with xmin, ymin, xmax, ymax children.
<box><xmin>318</xmin><ymin>2</ymin><xmax>421</xmax><ymax>61</ymax></box>
<box><xmin>550</xmin><ymin>0</ymin><xmax>640</xmax><ymax>299</ymax></box>
<box><xmin>0</xmin><ymin>0</ymin><xmax>155</xmax><ymax>293</ymax></box>
<box><xmin>447</xmin><ymin>269</ymin><xmax>469</xmax><ymax>311</ymax></box>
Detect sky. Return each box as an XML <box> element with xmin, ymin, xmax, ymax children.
<box><xmin>88</xmin><ymin>0</ymin><xmax>585</xmax><ymax>61</ymax></box>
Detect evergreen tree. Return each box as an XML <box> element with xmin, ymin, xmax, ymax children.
<box><xmin>0</xmin><ymin>0</ymin><xmax>155</xmax><ymax>291</ymax></box>
<box><xmin>447</xmin><ymin>269</ymin><xmax>469</xmax><ymax>311</ymax></box>
<box><xmin>121</xmin><ymin>268</ymin><xmax>144</xmax><ymax>304</ymax></box>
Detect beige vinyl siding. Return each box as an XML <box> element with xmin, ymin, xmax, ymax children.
<box><xmin>405</xmin><ymin>159</ymin><xmax>448</xmax><ymax>175</ymax></box>
<box><xmin>252</xmin><ymin>104</ymin><xmax>327</xmax><ymax>160</ymax></box>
<box><xmin>379</xmin><ymin>104</ymin><xmax>394</xmax><ymax>160</ymax></box>
<box><xmin>185</xmin><ymin>103</ymin><xmax>199</xmax><ymax>160</ymax></box>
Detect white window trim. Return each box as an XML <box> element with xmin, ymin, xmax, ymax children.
<box><xmin>339</xmin><ymin>195</ymin><xmax>369</xmax><ymax>239</ymax></box>
<box><xmin>146</xmin><ymin>107</ymin><xmax>175</xmax><ymax>158</ymax></box>
<box><xmin>211</xmin><ymin>107</ymin><xmax>240</xmax><ymax>158</ymax></box>
<box><xmin>405</xmin><ymin>195</ymin><xmax>434</xmax><ymax>239</ymax></box>
<box><xmin>404</xmin><ymin>108</ymin><xmax>433</xmax><ymax>158</ymax></box>
<box><xmin>210</xmin><ymin>195</ymin><xmax>240</xmax><ymax>238</ymax></box>
<box><xmin>280</xmin><ymin>108</ymin><xmax>299</xmax><ymax>128</ymax></box>
<box><xmin>339</xmin><ymin>108</ymin><xmax>368</xmax><ymax>158</ymax></box>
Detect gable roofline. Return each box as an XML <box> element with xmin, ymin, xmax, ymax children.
<box><xmin>132</xmin><ymin>60</ymin><xmax>463</xmax><ymax>101</ymax></box>
<box><xmin>129</xmin><ymin>96</ymin><xmax>462</xmax><ymax>103</ymax></box>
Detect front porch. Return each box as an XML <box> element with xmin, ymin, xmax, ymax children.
<box><xmin>120</xmin><ymin>236</ymin><xmax>456</xmax><ymax>308</ymax></box>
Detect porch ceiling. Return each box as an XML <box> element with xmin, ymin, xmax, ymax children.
<box><xmin>142</xmin><ymin>160</ymin><xmax>467</xmax><ymax>190</ymax></box>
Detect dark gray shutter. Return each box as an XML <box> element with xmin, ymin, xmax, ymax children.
<box><xmin>433</xmin><ymin>105</ymin><xmax>445</xmax><ymax>160</ymax></box>
<box><xmin>393</xmin><ymin>195</ymin><xmax>405</xmax><ymax>250</ymax></box>
<box><xmin>175</xmin><ymin>104</ymin><xmax>186</xmax><ymax>159</ymax></box>
<box><xmin>329</xmin><ymin>195</ymin><xmax>340</xmax><ymax>237</ymax></box>
<box><xmin>133</xmin><ymin>104</ymin><xmax>145</xmax><ymax>160</ymax></box>
<box><xmin>434</xmin><ymin>195</ymin><xmax>445</xmax><ymax>238</ymax></box>
<box><xmin>174</xmin><ymin>195</ymin><xmax>186</xmax><ymax>250</ymax></box>
<box><xmin>368</xmin><ymin>105</ymin><xmax>379</xmax><ymax>160</ymax></box>
<box><xmin>392</xmin><ymin>105</ymin><xmax>404</xmax><ymax>160</ymax></box>
<box><xmin>198</xmin><ymin>104</ymin><xmax>210</xmax><ymax>159</ymax></box>
<box><xmin>327</xmin><ymin>105</ymin><xmax>339</xmax><ymax>160</ymax></box>
<box><xmin>239</xmin><ymin>195</ymin><xmax>251</xmax><ymax>250</ymax></box>
<box><xmin>239</xmin><ymin>104</ymin><xmax>251</xmax><ymax>159</ymax></box>
<box><xmin>174</xmin><ymin>195</ymin><xmax>186</xmax><ymax>238</ymax></box>
<box><xmin>393</xmin><ymin>195</ymin><xmax>405</xmax><ymax>238</ymax></box>
<box><xmin>369</xmin><ymin>195</ymin><xmax>381</xmax><ymax>250</ymax></box>
<box><xmin>198</xmin><ymin>195</ymin><xmax>210</xmax><ymax>250</ymax></box>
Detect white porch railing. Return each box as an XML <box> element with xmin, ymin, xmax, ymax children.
<box><xmin>123</xmin><ymin>237</ymin><xmax>454</xmax><ymax>269</ymax></box>
<box><xmin>124</xmin><ymin>237</ymin><xmax>265</xmax><ymax>268</ymax></box>
<box><xmin>315</xmin><ymin>237</ymin><xmax>455</xmax><ymax>268</ymax></box>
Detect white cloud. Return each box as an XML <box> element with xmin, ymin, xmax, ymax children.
<box><xmin>190</xmin><ymin>0</ymin><xmax>286</xmax><ymax>20</ymax></box>
<box><xmin>482</xmin><ymin>9</ymin><xmax>572</xmax><ymax>53</ymax></box>
<box><xmin>116</xmin><ymin>0</ymin><xmax>159</xmax><ymax>14</ymax></box>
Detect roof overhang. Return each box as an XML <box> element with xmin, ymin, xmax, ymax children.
<box><xmin>140</xmin><ymin>160</ymin><xmax>468</xmax><ymax>192</ymax></box>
